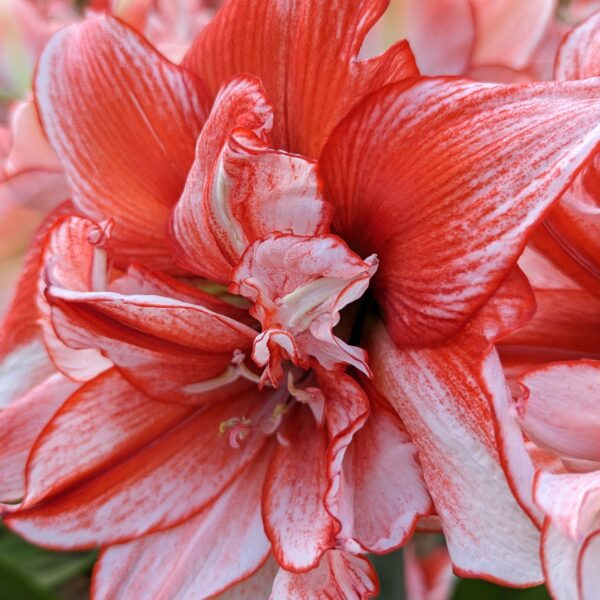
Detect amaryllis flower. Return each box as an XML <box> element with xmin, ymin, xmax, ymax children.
<box><xmin>1</xmin><ymin>0</ymin><xmax>600</xmax><ymax>597</ymax></box>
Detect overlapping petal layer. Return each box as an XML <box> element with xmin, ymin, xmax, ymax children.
<box><xmin>6</xmin><ymin>386</ymin><xmax>267</xmax><ymax>549</ymax></box>
<box><xmin>184</xmin><ymin>0</ymin><xmax>418</xmax><ymax>157</ymax></box>
<box><xmin>0</xmin><ymin>374</ymin><xmax>78</xmax><ymax>502</ymax></box>
<box><xmin>321</xmin><ymin>77</ymin><xmax>600</xmax><ymax>346</ymax></box>
<box><xmin>367</xmin><ymin>271</ymin><xmax>543</xmax><ymax>585</ymax></box>
<box><xmin>498</xmin><ymin>286</ymin><xmax>600</xmax><ymax>383</ymax></box>
<box><xmin>40</xmin><ymin>216</ymin><xmax>256</xmax><ymax>402</ymax></box>
<box><xmin>169</xmin><ymin>75</ymin><xmax>330</xmax><ymax>282</ymax></box>
<box><xmin>35</xmin><ymin>15</ymin><xmax>209</xmax><ymax>270</ymax></box>
<box><xmin>517</xmin><ymin>361</ymin><xmax>600</xmax><ymax>462</ymax></box>
<box><xmin>328</xmin><ymin>381</ymin><xmax>432</xmax><ymax>554</ymax></box>
<box><xmin>92</xmin><ymin>446</ymin><xmax>272</xmax><ymax>600</ymax></box>
<box><xmin>262</xmin><ymin>405</ymin><xmax>337</xmax><ymax>571</ymax></box>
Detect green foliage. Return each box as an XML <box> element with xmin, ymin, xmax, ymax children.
<box><xmin>452</xmin><ymin>579</ymin><xmax>551</xmax><ymax>600</ymax></box>
<box><xmin>0</xmin><ymin>526</ymin><xmax>96</xmax><ymax>600</ymax></box>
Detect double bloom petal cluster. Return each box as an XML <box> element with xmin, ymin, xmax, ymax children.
<box><xmin>0</xmin><ymin>0</ymin><xmax>600</xmax><ymax>597</ymax></box>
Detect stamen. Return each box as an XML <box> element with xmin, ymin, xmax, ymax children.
<box><xmin>261</xmin><ymin>401</ymin><xmax>290</xmax><ymax>435</ymax></box>
<box><xmin>214</xmin><ymin>366</ymin><xmax>325</xmax><ymax>447</ymax></box>
<box><xmin>217</xmin><ymin>379</ymin><xmax>292</xmax><ymax>447</ymax></box>
<box><xmin>218</xmin><ymin>416</ymin><xmax>252</xmax><ymax>448</ymax></box>
<box><xmin>183</xmin><ymin>350</ymin><xmax>261</xmax><ymax>394</ymax></box>
<box><xmin>88</xmin><ymin>221</ymin><xmax>113</xmax><ymax>292</ymax></box>
<box><xmin>287</xmin><ymin>371</ymin><xmax>325</xmax><ymax>426</ymax></box>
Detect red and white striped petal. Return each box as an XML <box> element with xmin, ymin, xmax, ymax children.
<box><xmin>49</xmin><ymin>289</ymin><xmax>256</xmax><ymax>354</ymax></box>
<box><xmin>518</xmin><ymin>361</ymin><xmax>600</xmax><ymax>462</ymax></box>
<box><xmin>320</xmin><ymin>77</ymin><xmax>600</xmax><ymax>346</ymax></box>
<box><xmin>0</xmin><ymin>374</ymin><xmax>78</xmax><ymax>502</ymax></box>
<box><xmin>534</xmin><ymin>470</ymin><xmax>600</xmax><ymax>540</ymax></box>
<box><xmin>318</xmin><ymin>369</ymin><xmax>370</xmax><ymax>550</ymax></box>
<box><xmin>184</xmin><ymin>0</ymin><xmax>418</xmax><ymax>157</ymax></box>
<box><xmin>369</xmin><ymin>326</ymin><xmax>542</xmax><ymax>584</ymax></box>
<box><xmin>38</xmin><ymin>216</ymin><xmax>114</xmax><ymax>382</ymax></box>
<box><xmin>22</xmin><ymin>370</ymin><xmax>192</xmax><ymax>507</ymax></box>
<box><xmin>579</xmin><ymin>528</ymin><xmax>600</xmax><ymax>600</ymax></box>
<box><xmin>270</xmin><ymin>550</ymin><xmax>378</xmax><ymax>600</ymax></box>
<box><xmin>555</xmin><ymin>9</ymin><xmax>600</xmax><ymax>80</ymax></box>
<box><xmin>262</xmin><ymin>405</ymin><xmax>337</xmax><ymax>572</ymax></box>
<box><xmin>541</xmin><ymin>519</ymin><xmax>580</xmax><ymax>600</ymax></box>
<box><xmin>367</xmin><ymin>272</ymin><xmax>544</xmax><ymax>586</ymax></box>
<box><xmin>92</xmin><ymin>447</ymin><xmax>272</xmax><ymax>600</ymax></box>
<box><xmin>6</xmin><ymin>389</ymin><xmax>267</xmax><ymax>549</ymax></box>
<box><xmin>169</xmin><ymin>75</ymin><xmax>272</xmax><ymax>281</ymax></box>
<box><xmin>35</xmin><ymin>15</ymin><xmax>209</xmax><ymax>271</ymax></box>
<box><xmin>217</xmin><ymin>130</ymin><xmax>331</xmax><ymax>248</ymax></box>
<box><xmin>48</xmin><ymin>300</ymin><xmax>252</xmax><ymax>405</ymax></box>
<box><xmin>169</xmin><ymin>75</ymin><xmax>331</xmax><ymax>282</ymax></box>
<box><xmin>336</xmin><ymin>391</ymin><xmax>432</xmax><ymax>554</ymax></box>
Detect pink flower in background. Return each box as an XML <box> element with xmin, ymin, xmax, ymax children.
<box><xmin>565</xmin><ymin>0</ymin><xmax>600</xmax><ymax>22</ymax></box>
<box><xmin>0</xmin><ymin>0</ymin><xmax>218</xmax><ymax>105</ymax></box>
<box><xmin>0</xmin><ymin>0</ymin><xmax>77</xmax><ymax>104</ymax></box>
<box><xmin>364</xmin><ymin>0</ymin><xmax>578</xmax><ymax>81</ymax></box>
<box><xmin>531</xmin><ymin>9</ymin><xmax>600</xmax><ymax>298</ymax></box>
<box><xmin>0</xmin><ymin>100</ymin><xmax>67</xmax><ymax>311</ymax></box>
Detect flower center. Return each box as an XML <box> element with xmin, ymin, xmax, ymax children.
<box><xmin>218</xmin><ymin>366</ymin><xmax>325</xmax><ymax>446</ymax></box>
<box><xmin>230</xmin><ymin>232</ymin><xmax>378</xmax><ymax>386</ymax></box>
